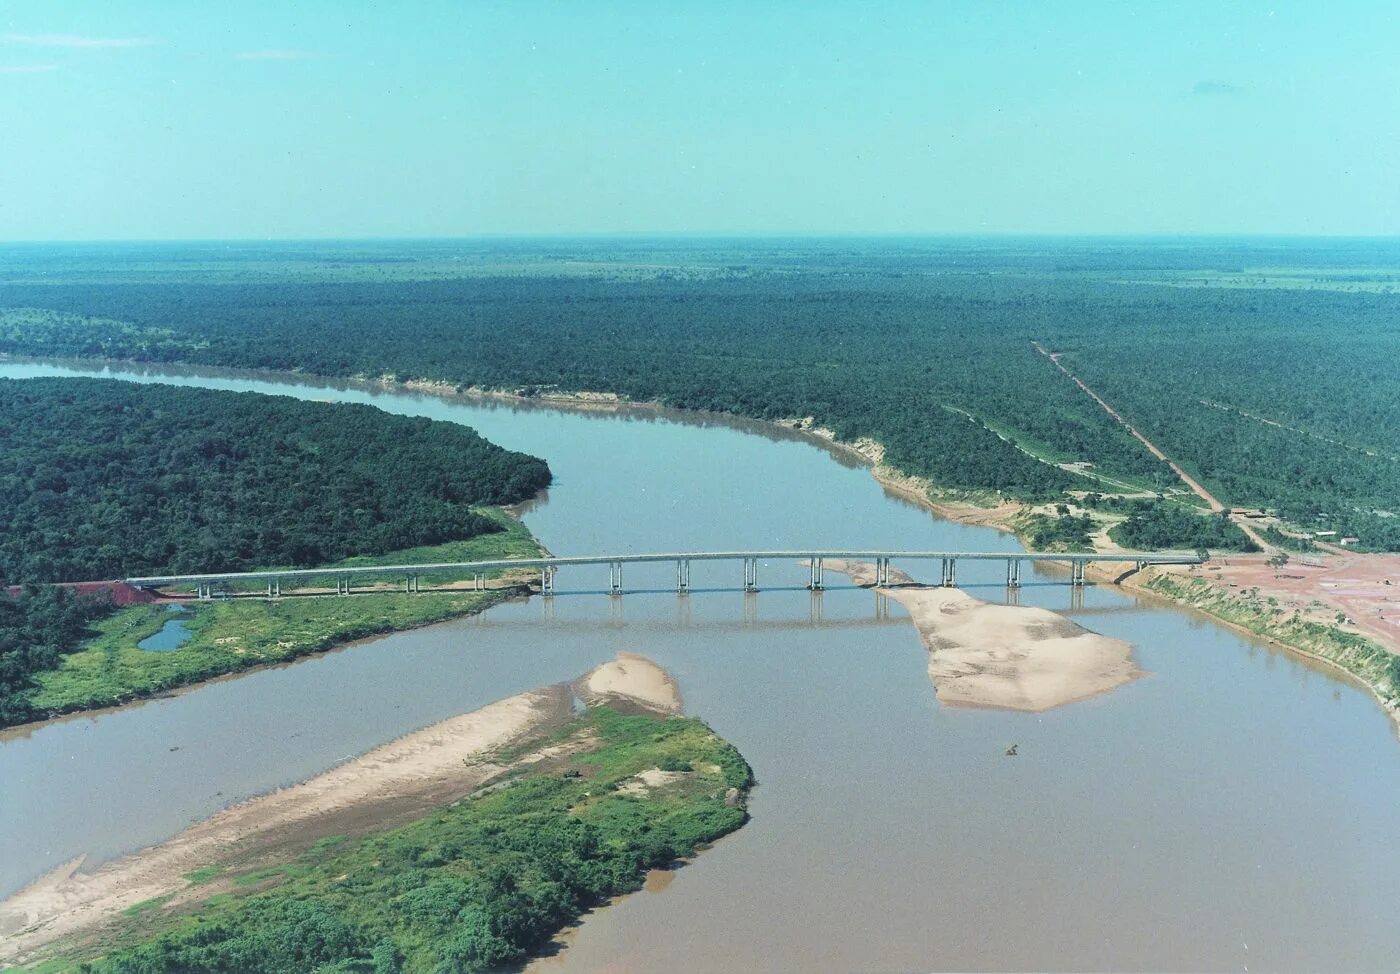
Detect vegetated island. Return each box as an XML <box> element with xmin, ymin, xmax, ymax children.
<box><xmin>0</xmin><ymin>377</ymin><xmax>552</xmax><ymax>730</ymax></box>
<box><xmin>0</xmin><ymin>654</ymin><xmax>753</xmax><ymax>973</ymax></box>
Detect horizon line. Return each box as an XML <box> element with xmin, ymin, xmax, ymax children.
<box><xmin>4</xmin><ymin>230</ymin><xmax>1400</xmax><ymax>246</ymax></box>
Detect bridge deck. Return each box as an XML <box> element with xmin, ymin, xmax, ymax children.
<box><xmin>126</xmin><ymin>549</ymin><xmax>1204</xmax><ymax>588</ymax></box>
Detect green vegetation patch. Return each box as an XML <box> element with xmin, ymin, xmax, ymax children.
<box><xmin>41</xmin><ymin>706</ymin><xmax>753</xmax><ymax>974</ymax></box>
<box><xmin>0</xmin><ymin>586</ymin><xmax>116</xmax><ymax>726</ymax></box>
<box><xmin>1105</xmin><ymin>503</ymin><xmax>1258</xmax><ymax>552</ymax></box>
<box><xmin>1014</xmin><ymin>509</ymin><xmax>1095</xmax><ymax>552</ymax></box>
<box><xmin>21</xmin><ymin>589</ymin><xmax>511</xmax><ymax>724</ymax></box>
<box><xmin>3</xmin><ymin>508</ymin><xmax>543</xmax><ymax>728</ymax></box>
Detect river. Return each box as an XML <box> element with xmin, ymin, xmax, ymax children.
<box><xmin>2</xmin><ymin>360</ymin><xmax>1399</xmax><ymax>971</ymax></box>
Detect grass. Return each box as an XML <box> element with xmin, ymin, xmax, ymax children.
<box><xmin>179</xmin><ymin>867</ymin><xmax>224</xmax><ymax>887</ymax></box>
<box><xmin>16</xmin><ymin>509</ymin><xmax>544</xmax><ymax>725</ymax></box>
<box><xmin>121</xmin><ymin>895</ymin><xmax>173</xmax><ymax>918</ymax></box>
<box><xmin>35</xmin><ymin>706</ymin><xmax>753</xmax><ymax>974</ymax></box>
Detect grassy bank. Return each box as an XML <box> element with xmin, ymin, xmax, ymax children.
<box><xmin>11</xmin><ymin>511</ymin><xmax>543</xmax><ymax>727</ymax></box>
<box><xmin>23</xmin><ymin>590</ymin><xmax>515</xmax><ymax>723</ymax></box>
<box><xmin>1144</xmin><ymin>573</ymin><xmax>1400</xmax><ymax>717</ymax></box>
<box><xmin>30</xmin><ymin>706</ymin><xmax>753</xmax><ymax>973</ymax></box>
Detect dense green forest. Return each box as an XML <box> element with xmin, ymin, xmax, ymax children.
<box><xmin>3</xmin><ymin>238</ymin><xmax>1398</xmax><ymax>547</ymax></box>
<box><xmin>48</xmin><ymin>707</ymin><xmax>752</xmax><ymax>974</ymax></box>
<box><xmin>0</xmin><ymin>586</ymin><xmax>114</xmax><ymax>726</ymax></box>
<box><xmin>0</xmin><ymin>377</ymin><xmax>551</xmax><ymax>583</ymax></box>
<box><xmin>1105</xmin><ymin>503</ymin><xmax>1259</xmax><ymax>552</ymax></box>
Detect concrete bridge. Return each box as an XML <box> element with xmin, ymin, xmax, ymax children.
<box><xmin>125</xmin><ymin>549</ymin><xmax>1205</xmax><ymax>600</ymax></box>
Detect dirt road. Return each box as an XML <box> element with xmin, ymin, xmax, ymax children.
<box><xmin>1031</xmin><ymin>341</ymin><xmax>1273</xmax><ymax>550</ymax></box>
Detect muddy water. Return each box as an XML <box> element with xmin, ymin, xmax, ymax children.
<box><xmin>3</xmin><ymin>360</ymin><xmax>1400</xmax><ymax>971</ymax></box>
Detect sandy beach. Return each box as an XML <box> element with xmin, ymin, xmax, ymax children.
<box><xmin>575</xmin><ymin>651</ymin><xmax>683</xmax><ymax>714</ymax></box>
<box><xmin>0</xmin><ymin>654</ymin><xmax>681</xmax><ymax>966</ymax></box>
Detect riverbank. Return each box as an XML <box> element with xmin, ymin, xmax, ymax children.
<box><xmin>1139</xmin><ymin>571</ymin><xmax>1400</xmax><ymax>725</ymax></box>
<box><xmin>3</xmin><ymin>510</ymin><xmax>545</xmax><ymax>734</ymax></box>
<box><xmin>0</xmin><ymin>655</ymin><xmax>753</xmax><ymax>971</ymax></box>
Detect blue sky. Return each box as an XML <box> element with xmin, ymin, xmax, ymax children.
<box><xmin>1</xmin><ymin>1</ymin><xmax>1397</xmax><ymax>239</ymax></box>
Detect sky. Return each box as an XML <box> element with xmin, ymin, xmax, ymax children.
<box><xmin>1</xmin><ymin>1</ymin><xmax>1398</xmax><ymax>239</ymax></box>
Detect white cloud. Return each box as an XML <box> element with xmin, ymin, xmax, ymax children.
<box><xmin>235</xmin><ymin>49</ymin><xmax>326</xmax><ymax>61</ymax></box>
<box><xmin>2</xmin><ymin>33</ymin><xmax>155</xmax><ymax>48</ymax></box>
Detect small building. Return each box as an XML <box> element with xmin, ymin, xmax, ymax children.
<box><xmin>1340</xmin><ymin>537</ymin><xmax>1361</xmax><ymax>545</ymax></box>
<box><xmin>1315</xmin><ymin>530</ymin><xmax>1338</xmax><ymax>538</ymax></box>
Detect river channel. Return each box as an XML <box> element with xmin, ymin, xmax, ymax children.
<box><xmin>2</xmin><ymin>360</ymin><xmax>1399</xmax><ymax>971</ymax></box>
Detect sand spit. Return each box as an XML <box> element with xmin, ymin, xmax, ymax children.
<box><xmin>0</xmin><ymin>685</ymin><xmax>575</xmax><ymax>964</ymax></box>
<box><xmin>575</xmin><ymin>652</ymin><xmax>683</xmax><ymax>714</ymax></box>
<box><xmin>826</xmin><ymin>560</ymin><xmax>1143</xmax><ymax>712</ymax></box>
<box><xmin>889</xmin><ymin>586</ymin><xmax>1144</xmax><ymax>711</ymax></box>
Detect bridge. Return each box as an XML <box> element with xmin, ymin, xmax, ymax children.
<box><xmin>125</xmin><ymin>549</ymin><xmax>1206</xmax><ymax>600</ymax></box>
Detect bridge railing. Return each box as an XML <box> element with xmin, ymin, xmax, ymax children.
<box><xmin>126</xmin><ymin>548</ymin><xmax>1205</xmax><ymax>599</ymax></box>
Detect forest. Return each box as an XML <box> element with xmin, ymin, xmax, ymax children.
<box><xmin>0</xmin><ymin>378</ymin><xmax>549</xmax><ymax>726</ymax></box>
<box><xmin>0</xmin><ymin>377</ymin><xmax>551</xmax><ymax>583</ymax></box>
<box><xmin>3</xmin><ymin>238</ymin><xmax>1398</xmax><ymax>547</ymax></box>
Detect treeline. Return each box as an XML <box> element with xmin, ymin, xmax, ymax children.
<box><xmin>0</xmin><ymin>587</ymin><xmax>113</xmax><ymax>726</ymax></box>
<box><xmin>5</xmin><ymin>239</ymin><xmax>1399</xmax><ymax>546</ymax></box>
<box><xmin>0</xmin><ymin>377</ymin><xmax>551</xmax><ymax>583</ymax></box>
<box><xmin>0</xmin><ymin>272</ymin><xmax>1176</xmax><ymax>501</ymax></box>
<box><xmin>1106</xmin><ymin>503</ymin><xmax>1259</xmax><ymax>552</ymax></box>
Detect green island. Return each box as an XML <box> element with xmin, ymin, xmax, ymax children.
<box><xmin>0</xmin><ymin>379</ymin><xmax>552</xmax><ymax>729</ymax></box>
<box><xmin>20</xmin><ymin>705</ymin><xmax>754</xmax><ymax>973</ymax></box>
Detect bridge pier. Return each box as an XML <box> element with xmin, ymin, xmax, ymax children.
<box><xmin>941</xmin><ymin>558</ymin><xmax>957</xmax><ymax>587</ymax></box>
<box><xmin>1006</xmin><ymin>559</ymin><xmax>1021</xmax><ymax>588</ymax></box>
<box><xmin>743</xmin><ymin>557</ymin><xmax>759</xmax><ymax>592</ymax></box>
<box><xmin>610</xmin><ymin>561</ymin><xmax>623</xmax><ymax>596</ymax></box>
<box><xmin>676</xmin><ymin>559</ymin><xmax>690</xmax><ymax>594</ymax></box>
<box><xmin>267</xmin><ymin>580</ymin><xmax>282</xmax><ymax>599</ymax></box>
<box><xmin>875</xmin><ymin>557</ymin><xmax>890</xmax><ymax>587</ymax></box>
<box><xmin>808</xmin><ymin>557</ymin><xmax>824</xmax><ymax>590</ymax></box>
<box><xmin>336</xmin><ymin>576</ymin><xmax>351</xmax><ymax>596</ymax></box>
<box><xmin>1070</xmin><ymin>560</ymin><xmax>1087</xmax><ymax>587</ymax></box>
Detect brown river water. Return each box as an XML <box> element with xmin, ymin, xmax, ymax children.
<box><xmin>2</xmin><ymin>360</ymin><xmax>1399</xmax><ymax>971</ymax></box>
